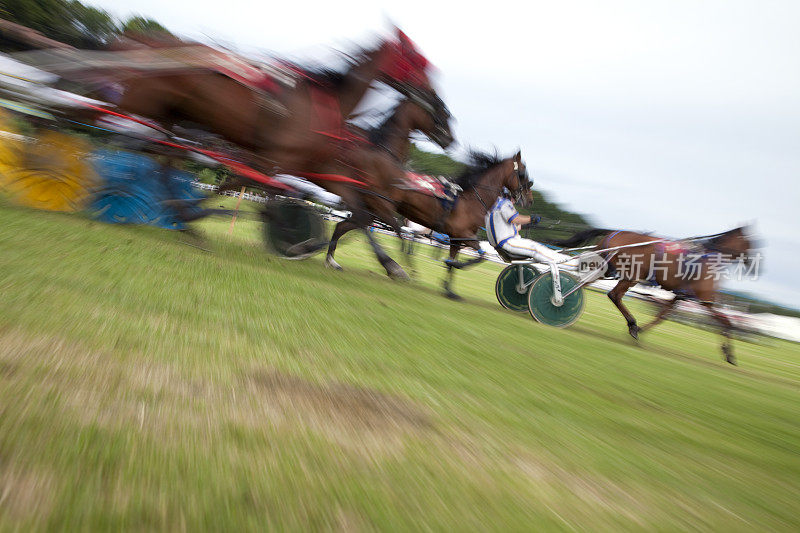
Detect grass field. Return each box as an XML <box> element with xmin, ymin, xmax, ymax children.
<box><xmin>1</xmin><ymin>198</ymin><xmax>798</xmax><ymax>531</ymax></box>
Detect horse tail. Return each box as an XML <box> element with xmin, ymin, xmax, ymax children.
<box><xmin>549</xmin><ymin>228</ymin><xmax>611</xmax><ymax>248</ymax></box>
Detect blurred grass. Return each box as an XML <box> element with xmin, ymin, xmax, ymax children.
<box><xmin>0</xmin><ymin>197</ymin><xmax>798</xmax><ymax>531</ymax></box>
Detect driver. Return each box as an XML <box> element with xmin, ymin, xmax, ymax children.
<box><xmin>485</xmin><ymin>193</ymin><xmax>562</xmax><ymax>264</ymax></box>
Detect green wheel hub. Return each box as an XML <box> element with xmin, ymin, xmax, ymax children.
<box><xmin>495</xmin><ymin>264</ymin><xmax>540</xmax><ymax>311</ymax></box>
<box><xmin>527</xmin><ymin>272</ymin><xmax>585</xmax><ymax>328</ymax></box>
<box><xmin>263</xmin><ymin>199</ymin><xmax>326</xmax><ymax>259</ymax></box>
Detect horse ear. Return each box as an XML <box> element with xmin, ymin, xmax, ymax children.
<box><xmin>514</xmin><ymin>150</ymin><xmax>521</xmax><ymax>161</ymax></box>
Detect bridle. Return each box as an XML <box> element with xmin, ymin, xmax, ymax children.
<box><xmin>509</xmin><ymin>160</ymin><xmax>530</xmax><ymax>204</ymax></box>
<box><xmin>371</xmin><ymin>94</ymin><xmax>451</xmax><ymax>162</ymax></box>
<box><xmin>407</xmin><ymin>89</ymin><xmax>451</xmax><ymax>147</ymax></box>
<box><xmin>471</xmin><ymin>159</ymin><xmax>530</xmax><ymax>212</ymax></box>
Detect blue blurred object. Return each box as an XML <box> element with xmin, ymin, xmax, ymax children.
<box><xmin>430</xmin><ymin>231</ymin><xmax>450</xmax><ymax>244</ymax></box>
<box><xmin>90</xmin><ymin>149</ymin><xmax>205</xmax><ymax>229</ymax></box>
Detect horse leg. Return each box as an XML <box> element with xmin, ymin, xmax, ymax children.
<box><xmin>701</xmin><ymin>301</ymin><xmax>736</xmax><ymax>365</ymax></box>
<box><xmin>325</xmin><ymin>217</ymin><xmax>359</xmax><ymax>270</ymax></box>
<box><xmin>391</xmin><ymin>220</ymin><xmax>417</xmax><ymax>276</ymax></box>
<box><xmin>401</xmin><ymin>232</ymin><xmax>418</xmax><ymax>277</ymax></box>
<box><xmin>406</xmin><ymin>232</ymin><xmax>416</xmax><ymax>256</ymax></box>
<box><xmin>641</xmin><ymin>296</ymin><xmax>680</xmax><ymax>332</ymax></box>
<box><xmin>607</xmin><ymin>280</ymin><xmax>641</xmax><ymax>339</ymax></box>
<box><xmin>346</xmin><ymin>201</ymin><xmax>409</xmax><ymax>280</ymax></box>
<box><xmin>442</xmin><ymin>245</ymin><xmax>463</xmax><ymax>300</ymax></box>
<box><xmin>362</xmin><ymin>226</ymin><xmax>409</xmax><ymax>280</ymax></box>
<box><xmin>445</xmin><ymin>250</ymin><xmax>485</xmax><ymax>270</ymax></box>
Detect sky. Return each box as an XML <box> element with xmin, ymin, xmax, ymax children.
<box><xmin>83</xmin><ymin>0</ymin><xmax>800</xmax><ymax>307</ymax></box>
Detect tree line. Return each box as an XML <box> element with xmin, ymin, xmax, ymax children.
<box><xmin>0</xmin><ymin>0</ymin><xmax>168</xmax><ymax>50</ymax></box>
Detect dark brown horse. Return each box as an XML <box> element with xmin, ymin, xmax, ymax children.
<box><xmin>108</xmin><ymin>31</ymin><xmax>442</xmax><ymax>247</ymax></box>
<box><xmin>20</xmin><ymin>29</ymin><xmax>432</xmax><ymax>178</ymax></box>
<box><xmin>308</xmin><ymin>91</ymin><xmax>453</xmax><ymax>279</ymax></box>
<box><xmin>326</xmin><ymin>146</ymin><xmax>533</xmax><ymax>298</ymax></box>
<box><xmin>552</xmin><ymin>227</ymin><xmax>757</xmax><ymax>364</ymax></box>
<box><xmin>114</xmin><ymin>35</ymin><xmax>429</xmax><ymax>175</ymax></box>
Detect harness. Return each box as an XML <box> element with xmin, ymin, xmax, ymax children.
<box><xmin>471</xmin><ymin>161</ymin><xmax>528</xmax><ymax>213</ymax></box>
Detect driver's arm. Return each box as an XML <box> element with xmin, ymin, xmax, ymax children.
<box><xmin>513</xmin><ymin>215</ymin><xmax>532</xmax><ymax>227</ymax></box>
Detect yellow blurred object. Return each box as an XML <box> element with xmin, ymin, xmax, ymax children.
<box><xmin>0</xmin><ymin>111</ymin><xmax>97</xmax><ymax>212</ymax></box>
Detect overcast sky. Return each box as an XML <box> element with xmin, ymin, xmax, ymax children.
<box><xmin>84</xmin><ymin>0</ymin><xmax>800</xmax><ymax>308</ymax></box>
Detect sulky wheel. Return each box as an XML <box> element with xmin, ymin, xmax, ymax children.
<box><xmin>0</xmin><ymin>111</ymin><xmax>23</xmax><ymax>178</ymax></box>
<box><xmin>262</xmin><ymin>198</ymin><xmax>326</xmax><ymax>260</ymax></box>
<box><xmin>495</xmin><ymin>264</ymin><xmax>540</xmax><ymax>312</ymax></box>
<box><xmin>0</xmin><ymin>123</ymin><xmax>97</xmax><ymax>212</ymax></box>
<box><xmin>91</xmin><ymin>149</ymin><xmax>209</xmax><ymax>229</ymax></box>
<box><xmin>90</xmin><ymin>149</ymin><xmax>165</xmax><ymax>226</ymax></box>
<box><xmin>527</xmin><ymin>271</ymin><xmax>585</xmax><ymax>328</ymax></box>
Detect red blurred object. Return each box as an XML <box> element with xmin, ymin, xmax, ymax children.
<box><xmin>382</xmin><ymin>29</ymin><xmax>432</xmax><ymax>88</ymax></box>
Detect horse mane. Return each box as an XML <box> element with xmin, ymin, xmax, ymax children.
<box><xmin>455</xmin><ymin>150</ymin><xmax>505</xmax><ymax>189</ymax></box>
<box><xmin>301</xmin><ymin>45</ymin><xmax>371</xmax><ymax>90</ymax></box>
<box><xmin>705</xmin><ymin>226</ymin><xmax>745</xmax><ymax>247</ymax></box>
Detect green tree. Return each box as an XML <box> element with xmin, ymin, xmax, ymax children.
<box><xmin>122</xmin><ymin>15</ymin><xmax>170</xmax><ymax>35</ymax></box>
<box><xmin>1</xmin><ymin>0</ymin><xmax>118</xmax><ymax>48</ymax></box>
<box><xmin>408</xmin><ymin>144</ymin><xmax>465</xmax><ymax>176</ymax></box>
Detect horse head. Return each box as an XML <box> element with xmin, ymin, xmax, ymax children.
<box><xmin>708</xmin><ymin>226</ymin><xmax>760</xmax><ymax>266</ymax></box>
<box><xmin>397</xmin><ymin>87</ymin><xmax>453</xmax><ymax>149</ymax></box>
<box><xmin>456</xmin><ymin>150</ymin><xmax>531</xmax><ymax>207</ymax></box>
<box><xmin>506</xmin><ymin>151</ymin><xmax>533</xmax><ymax>207</ymax></box>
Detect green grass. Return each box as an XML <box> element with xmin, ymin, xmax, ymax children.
<box><xmin>0</xmin><ymin>198</ymin><xmax>798</xmax><ymax>531</ymax></box>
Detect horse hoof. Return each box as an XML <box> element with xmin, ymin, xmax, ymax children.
<box><xmin>444</xmin><ymin>291</ymin><xmax>463</xmax><ymax>301</ymax></box>
<box><xmin>325</xmin><ymin>257</ymin><xmax>343</xmax><ymax>271</ymax></box>
<box><xmin>628</xmin><ymin>324</ymin><xmax>640</xmax><ymax>340</ymax></box>
<box><xmin>722</xmin><ymin>345</ymin><xmax>736</xmax><ymax>365</ymax></box>
<box><xmin>388</xmin><ymin>266</ymin><xmax>410</xmax><ymax>281</ymax></box>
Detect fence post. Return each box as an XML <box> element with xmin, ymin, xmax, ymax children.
<box><xmin>228</xmin><ymin>186</ymin><xmax>247</xmax><ymax>235</ymax></box>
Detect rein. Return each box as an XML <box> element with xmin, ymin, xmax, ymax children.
<box><xmin>472</xmin><ymin>186</ymin><xmax>490</xmax><ymax>210</ymax></box>
<box><xmin>468</xmin><ymin>163</ymin><xmax>526</xmax><ymax>213</ymax></box>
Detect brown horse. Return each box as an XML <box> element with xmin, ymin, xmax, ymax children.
<box><xmin>552</xmin><ymin>227</ymin><xmax>757</xmax><ymax>364</ymax></box>
<box><xmin>312</xmin><ymin>93</ymin><xmax>452</xmax><ymax>275</ymax></box>
<box><xmin>20</xmin><ymin>29</ymin><xmax>432</xmax><ymax>177</ymax></box>
<box><xmin>326</xmin><ymin>147</ymin><xmax>533</xmax><ymax>299</ymax></box>
<box><xmin>107</xmin><ymin>31</ymin><xmax>441</xmax><ymax>242</ymax></box>
<box><xmin>304</xmin><ymin>90</ymin><xmax>453</xmax><ymax>280</ymax></box>
<box><xmin>114</xmin><ymin>35</ymin><xmax>429</xmax><ymax>175</ymax></box>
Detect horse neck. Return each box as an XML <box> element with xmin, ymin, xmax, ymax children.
<box><xmin>475</xmin><ymin>163</ymin><xmax>511</xmax><ymax>202</ymax></box>
<box><xmin>709</xmin><ymin>230</ymin><xmax>744</xmax><ymax>255</ymax></box>
<box><xmin>336</xmin><ymin>43</ymin><xmax>390</xmax><ymax>116</ymax></box>
<box><xmin>374</xmin><ymin>106</ymin><xmax>418</xmax><ymax>161</ymax></box>
<box><xmin>451</xmin><ymin>162</ymin><xmax>510</xmax><ymax>226</ymax></box>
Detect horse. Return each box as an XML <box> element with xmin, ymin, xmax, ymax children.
<box><xmin>308</xmin><ymin>90</ymin><xmax>454</xmax><ymax>280</ymax></box>
<box><xmin>108</xmin><ymin>31</ymin><xmax>439</xmax><ymax>237</ymax></box>
<box><xmin>109</xmin><ymin>30</ymin><xmax>435</xmax><ymax>176</ymax></box>
<box><xmin>326</xmin><ymin>145</ymin><xmax>532</xmax><ymax>299</ymax></box>
<box><xmin>19</xmin><ymin>29</ymin><xmax>433</xmax><ymax>178</ymax></box>
<box><xmin>551</xmin><ymin>227</ymin><xmax>757</xmax><ymax>364</ymax></box>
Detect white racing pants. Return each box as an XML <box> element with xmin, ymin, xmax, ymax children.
<box><xmin>499</xmin><ymin>236</ymin><xmax>580</xmax><ymax>304</ymax></box>
<box><xmin>500</xmin><ymin>236</ymin><xmax>575</xmax><ymax>266</ymax></box>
